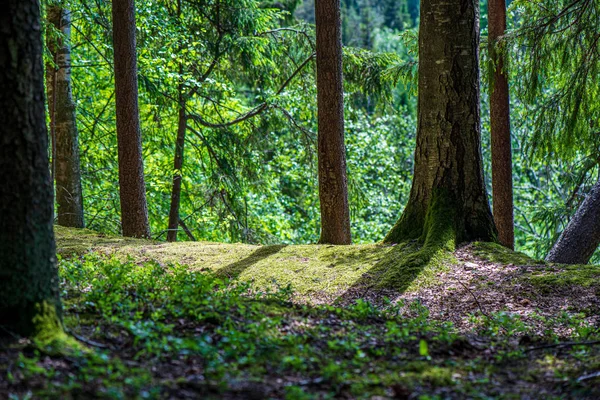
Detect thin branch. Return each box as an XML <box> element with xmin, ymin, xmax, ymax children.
<box><xmin>455</xmin><ymin>278</ymin><xmax>494</xmax><ymax>322</ymax></box>
<box><xmin>259</xmin><ymin>26</ymin><xmax>316</xmax><ymax>49</ymax></box>
<box><xmin>179</xmin><ymin>218</ymin><xmax>197</xmax><ymax>241</ymax></box>
<box><xmin>67</xmin><ymin>330</ymin><xmax>110</xmax><ymax>349</ymax></box>
<box><xmin>577</xmin><ymin>371</ymin><xmax>600</xmax><ymax>382</ymax></box>
<box><xmin>186</xmin><ymin>53</ymin><xmax>315</xmax><ymax>129</ymax></box>
<box><xmin>187</xmin><ymin>103</ymin><xmax>268</xmax><ymax>128</ymax></box>
<box><xmin>525</xmin><ymin>340</ymin><xmax>600</xmax><ymax>353</ymax></box>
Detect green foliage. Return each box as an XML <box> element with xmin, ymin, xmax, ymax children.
<box><xmin>66</xmin><ymin>0</ymin><xmax>417</xmax><ymax>244</ymax></box>
<box><xmin>494</xmin><ymin>0</ymin><xmax>600</xmax><ymax>260</ymax></box>
<box><xmin>55</xmin><ymin>254</ymin><xmax>464</xmax><ymax>396</ymax></box>
<box><xmin>471</xmin><ymin>0</ymin><xmax>600</xmax><ymax>260</ymax></box>
<box><xmin>56</xmin><ymin>0</ymin><xmax>600</xmax><ymax>259</ymax></box>
<box><xmin>510</xmin><ymin>0</ymin><xmax>600</xmax><ymax>162</ymax></box>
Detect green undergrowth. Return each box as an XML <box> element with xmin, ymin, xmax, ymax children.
<box><xmin>1</xmin><ymin>254</ymin><xmax>599</xmax><ymax>399</ymax></box>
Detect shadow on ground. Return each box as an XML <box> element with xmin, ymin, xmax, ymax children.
<box><xmin>324</xmin><ymin>241</ymin><xmax>451</xmax><ymax>305</ymax></box>
<box><xmin>216</xmin><ymin>245</ymin><xmax>288</xmax><ymax>280</ymax></box>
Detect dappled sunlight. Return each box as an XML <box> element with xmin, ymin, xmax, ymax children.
<box><xmin>54</xmin><ymin>227</ymin><xmax>600</xmax><ymax>337</ymax></box>
<box><xmin>4</xmin><ymin>244</ymin><xmax>600</xmax><ymax>399</ymax></box>
<box><xmin>55</xmin><ymin>227</ymin><xmax>453</xmax><ymax>301</ymax></box>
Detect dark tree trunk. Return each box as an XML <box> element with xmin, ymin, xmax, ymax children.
<box><xmin>167</xmin><ymin>88</ymin><xmax>187</xmax><ymax>242</ymax></box>
<box><xmin>546</xmin><ymin>178</ymin><xmax>600</xmax><ymax>264</ymax></box>
<box><xmin>384</xmin><ymin>0</ymin><xmax>496</xmax><ymax>246</ymax></box>
<box><xmin>167</xmin><ymin>0</ymin><xmax>187</xmax><ymax>242</ymax></box>
<box><xmin>112</xmin><ymin>0</ymin><xmax>151</xmax><ymax>238</ymax></box>
<box><xmin>489</xmin><ymin>0</ymin><xmax>514</xmax><ymax>249</ymax></box>
<box><xmin>315</xmin><ymin>0</ymin><xmax>352</xmax><ymax>245</ymax></box>
<box><xmin>0</xmin><ymin>0</ymin><xmax>63</xmax><ymax>337</ymax></box>
<box><xmin>46</xmin><ymin>6</ymin><xmax>85</xmax><ymax>229</ymax></box>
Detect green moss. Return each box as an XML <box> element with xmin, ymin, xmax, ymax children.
<box><xmin>54</xmin><ymin>225</ymin><xmax>156</xmax><ymax>257</ymax></box>
<box><xmin>523</xmin><ymin>264</ymin><xmax>600</xmax><ymax>290</ymax></box>
<box><xmin>399</xmin><ymin>362</ymin><xmax>456</xmax><ymax>386</ymax></box>
<box><xmin>32</xmin><ymin>301</ymin><xmax>85</xmax><ymax>355</ymax></box>
<box><xmin>419</xmin><ymin>366</ymin><xmax>455</xmax><ymax>386</ymax></box>
<box><xmin>471</xmin><ymin>242</ymin><xmax>539</xmax><ymax>265</ymax></box>
<box><xmin>383</xmin><ymin>202</ymin><xmax>425</xmax><ymax>244</ymax></box>
<box><xmin>420</xmin><ymin>189</ymin><xmax>457</xmax><ymax>251</ymax></box>
<box><xmin>55</xmin><ymin>226</ymin><xmax>454</xmax><ymax>297</ymax></box>
<box><xmin>372</xmin><ymin>241</ymin><xmax>455</xmax><ymax>290</ymax></box>
<box><xmin>383</xmin><ymin>187</ymin><xmax>495</xmax><ymax>247</ymax></box>
<box><xmin>376</xmin><ymin>190</ymin><xmax>457</xmax><ymax>290</ymax></box>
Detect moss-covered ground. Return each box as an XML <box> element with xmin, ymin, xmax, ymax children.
<box><xmin>54</xmin><ymin>226</ymin><xmax>459</xmax><ymax>299</ymax></box>
<box><xmin>1</xmin><ymin>227</ymin><xmax>599</xmax><ymax>399</ymax></box>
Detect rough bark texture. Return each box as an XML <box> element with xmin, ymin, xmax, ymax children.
<box><xmin>46</xmin><ymin>6</ymin><xmax>85</xmax><ymax>229</ymax></box>
<box><xmin>384</xmin><ymin>0</ymin><xmax>496</xmax><ymax>246</ymax></box>
<box><xmin>0</xmin><ymin>0</ymin><xmax>63</xmax><ymax>336</ymax></box>
<box><xmin>167</xmin><ymin>90</ymin><xmax>187</xmax><ymax>242</ymax></box>
<box><xmin>315</xmin><ymin>0</ymin><xmax>352</xmax><ymax>244</ymax></box>
<box><xmin>546</xmin><ymin>179</ymin><xmax>600</xmax><ymax>264</ymax></box>
<box><xmin>167</xmin><ymin>0</ymin><xmax>187</xmax><ymax>242</ymax></box>
<box><xmin>489</xmin><ymin>0</ymin><xmax>514</xmax><ymax>249</ymax></box>
<box><xmin>112</xmin><ymin>0</ymin><xmax>151</xmax><ymax>238</ymax></box>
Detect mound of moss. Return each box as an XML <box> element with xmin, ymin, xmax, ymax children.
<box><xmin>55</xmin><ymin>227</ymin><xmax>455</xmax><ymax>296</ymax></box>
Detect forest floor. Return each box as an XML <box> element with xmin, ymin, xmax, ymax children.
<box><xmin>1</xmin><ymin>226</ymin><xmax>600</xmax><ymax>399</ymax></box>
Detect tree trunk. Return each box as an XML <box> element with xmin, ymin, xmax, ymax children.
<box><xmin>0</xmin><ymin>0</ymin><xmax>63</xmax><ymax>337</ymax></box>
<box><xmin>167</xmin><ymin>0</ymin><xmax>187</xmax><ymax>243</ymax></box>
<box><xmin>167</xmin><ymin>88</ymin><xmax>187</xmax><ymax>242</ymax></box>
<box><xmin>489</xmin><ymin>0</ymin><xmax>514</xmax><ymax>249</ymax></box>
<box><xmin>112</xmin><ymin>0</ymin><xmax>151</xmax><ymax>238</ymax></box>
<box><xmin>384</xmin><ymin>0</ymin><xmax>496</xmax><ymax>247</ymax></box>
<box><xmin>546</xmin><ymin>178</ymin><xmax>600</xmax><ymax>264</ymax></box>
<box><xmin>315</xmin><ymin>0</ymin><xmax>352</xmax><ymax>245</ymax></box>
<box><xmin>46</xmin><ymin>6</ymin><xmax>85</xmax><ymax>229</ymax></box>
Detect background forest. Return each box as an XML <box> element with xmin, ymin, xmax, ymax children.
<box><xmin>58</xmin><ymin>0</ymin><xmax>596</xmax><ymax>260</ymax></box>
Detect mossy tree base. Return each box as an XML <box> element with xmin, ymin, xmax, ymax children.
<box><xmin>383</xmin><ymin>0</ymin><xmax>497</xmax><ymax>249</ymax></box>
<box><xmin>384</xmin><ymin>189</ymin><xmax>496</xmax><ymax>252</ymax></box>
<box><xmin>31</xmin><ymin>302</ymin><xmax>84</xmax><ymax>355</ymax></box>
<box><xmin>1</xmin><ymin>301</ymin><xmax>81</xmax><ymax>354</ymax></box>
